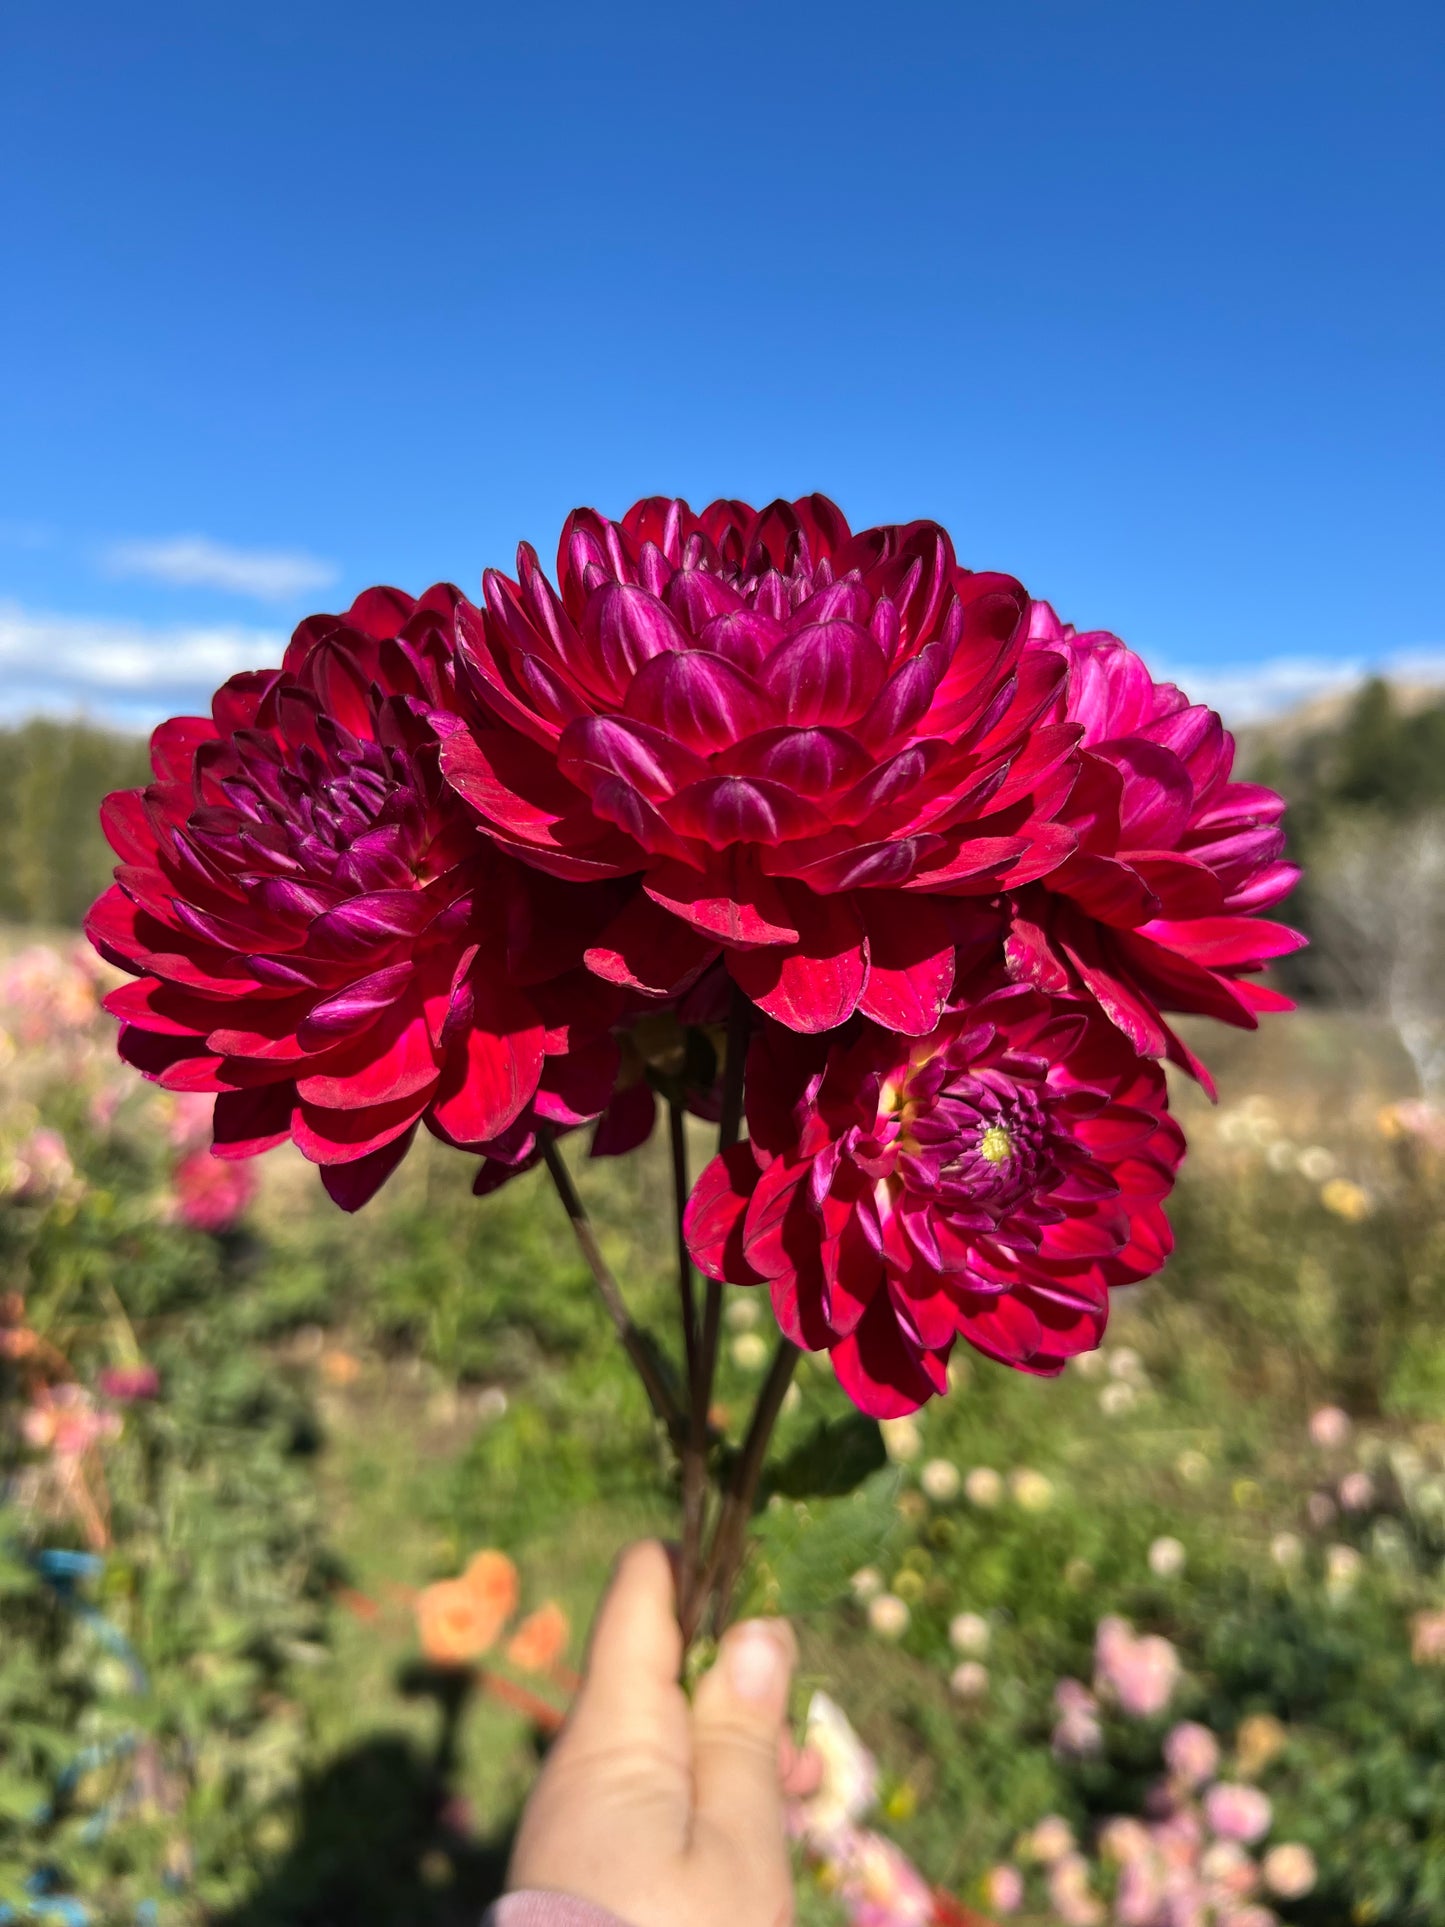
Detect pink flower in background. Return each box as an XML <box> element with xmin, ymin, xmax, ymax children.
<box><xmin>1411</xmin><ymin>1608</ymin><xmax>1445</xmax><ymax>1665</ymax></box>
<box><xmin>97</xmin><ymin>1363</ymin><xmax>161</xmax><ymax>1403</ymax></box>
<box><xmin>1308</xmin><ymin>1404</ymin><xmax>1351</xmax><ymax>1450</ymax></box>
<box><xmin>166</xmin><ymin>1090</ymin><xmax>218</xmax><ymax>1151</ymax></box>
<box><xmin>1046</xmin><ymin>1851</ymin><xmax>1105</xmax><ymax>1925</ymax></box>
<box><xmin>0</xmin><ymin>944</ymin><xmax>100</xmax><ymax>1043</ymax></box>
<box><xmin>1204</xmin><ymin>1783</ymin><xmax>1273</xmax><ymax>1845</ymax></box>
<box><xmin>11</xmin><ymin>1126</ymin><xmax>75</xmax><ymax>1200</ymax></box>
<box><xmin>1337</xmin><ymin>1469</ymin><xmax>1375</xmax><ymax>1513</ymax></box>
<box><xmin>826</xmin><ymin>1826</ymin><xmax>937</xmax><ymax>1927</ymax></box>
<box><xmin>439</xmin><ymin>494</ymin><xmax>1077</xmax><ymax>1036</ymax></box>
<box><xmin>686</xmin><ymin>979</ymin><xmax>1183</xmax><ymax>1415</ymax></box>
<box><xmin>1201</xmin><ymin>1838</ymin><xmax>1259</xmax><ymax>1897</ymax></box>
<box><xmin>1095</xmin><ymin>1616</ymin><xmax>1181</xmax><ymax>1719</ymax></box>
<box><xmin>22</xmin><ymin>1383</ymin><xmax>120</xmax><ymax>1461</ymax></box>
<box><xmin>1007</xmin><ymin>604</ymin><xmax>1304</xmax><ymax>1090</ymax></box>
<box><xmin>983</xmin><ymin>1865</ymin><xmax>1024</xmax><ymax>1915</ymax></box>
<box><xmin>172</xmin><ymin>1150</ymin><xmax>257</xmax><ymax>1232</ymax></box>
<box><xmin>1052</xmin><ymin>1678</ymin><xmax>1104</xmax><ymax>1758</ymax></box>
<box><xmin>1163</xmin><ymin>1721</ymin><xmax>1220</xmax><ymax>1789</ymax></box>
<box><xmin>792</xmin><ymin>1692</ymin><xmax>879</xmax><ymax>1847</ymax></box>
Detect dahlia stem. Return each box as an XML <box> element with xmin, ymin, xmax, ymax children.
<box><xmin>703</xmin><ymin>1337</ymin><xmax>799</xmax><ymax>1636</ymax></box>
<box><xmin>694</xmin><ymin>989</ymin><xmax>752</xmax><ymax>1493</ymax></box>
<box><xmin>670</xmin><ymin>1098</ymin><xmax>708</xmax><ymax>1628</ymax></box>
<box><xmin>537</xmin><ymin>1127</ymin><xmax>685</xmax><ymax>1443</ymax></box>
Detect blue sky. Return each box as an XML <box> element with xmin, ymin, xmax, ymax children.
<box><xmin>2</xmin><ymin>0</ymin><xmax>1442</xmax><ymax>727</ymax></box>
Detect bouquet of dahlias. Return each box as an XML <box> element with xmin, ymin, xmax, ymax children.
<box><xmin>86</xmin><ymin>494</ymin><xmax>1300</xmax><ymax>1637</ymax></box>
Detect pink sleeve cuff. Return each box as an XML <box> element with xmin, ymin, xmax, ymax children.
<box><xmin>484</xmin><ymin>1893</ymin><xmax>634</xmax><ymax>1927</ymax></box>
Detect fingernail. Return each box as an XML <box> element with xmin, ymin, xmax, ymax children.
<box><xmin>725</xmin><ymin>1621</ymin><xmax>788</xmax><ymax>1701</ymax></box>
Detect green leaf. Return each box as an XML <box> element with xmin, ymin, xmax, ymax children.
<box><xmin>765</xmin><ymin>1412</ymin><xmax>887</xmax><ymax>1501</ymax></box>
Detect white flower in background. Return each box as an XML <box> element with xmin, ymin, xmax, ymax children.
<box><xmin>794</xmin><ymin>1691</ymin><xmax>878</xmax><ymax>1846</ymax></box>
<box><xmin>948</xmin><ymin>1611</ymin><xmax>990</xmax><ymax>1655</ymax></box>
<box><xmin>1175</xmin><ymin>1448</ymin><xmax>1211</xmax><ymax>1484</ymax></box>
<box><xmin>879</xmin><ymin>1416</ymin><xmax>922</xmax><ymax>1463</ymax></box>
<box><xmin>867</xmin><ymin>1593</ymin><xmax>910</xmax><ymax>1640</ymax></box>
<box><xmin>729</xmin><ymin>1331</ymin><xmax>767</xmax><ymax>1371</ymax></box>
<box><xmin>1262</xmin><ymin>1842</ymin><xmax>1317</xmax><ymax>1899</ymax></box>
<box><xmin>1148</xmin><ymin>1535</ymin><xmax>1187</xmax><ymax>1579</ymax></box>
<box><xmin>849</xmin><ymin>1566</ymin><xmax>884</xmax><ymax>1603</ymax></box>
<box><xmin>920</xmin><ymin>1457</ymin><xmax>961</xmax><ymax>1502</ymax></box>
<box><xmin>1072</xmin><ymin>1349</ymin><xmax>1107</xmax><ymax>1380</ymax></box>
<box><xmin>1270</xmin><ymin>1531</ymin><xmax>1304</xmax><ymax>1569</ymax></box>
<box><xmin>1266</xmin><ymin>1137</ymin><xmax>1298</xmax><ymax>1172</ymax></box>
<box><xmin>1297</xmin><ymin>1144</ymin><xmax>1336</xmax><ymax>1181</ymax></box>
<box><xmin>949</xmin><ymin>1660</ymin><xmax>989</xmax><ymax>1701</ymax></box>
<box><xmin>724</xmin><ymin>1296</ymin><xmax>760</xmax><ymax>1330</ymax></box>
<box><xmin>1107</xmin><ymin>1346</ymin><xmax>1145</xmax><ymax>1382</ymax></box>
<box><xmin>1023</xmin><ymin>1815</ymin><xmax>1075</xmax><ymax>1864</ymax></box>
<box><xmin>1100</xmin><ymin>1382</ymin><xmax>1138</xmax><ymax>1417</ymax></box>
<box><xmin>1325</xmin><ymin>1543</ymin><xmax>1363</xmax><ymax>1597</ymax></box>
<box><xmin>1010</xmin><ymin>1468</ymin><xmax>1054</xmax><ymax>1511</ymax></box>
<box><xmin>964</xmin><ymin>1466</ymin><xmax>1004</xmax><ymax>1508</ymax></box>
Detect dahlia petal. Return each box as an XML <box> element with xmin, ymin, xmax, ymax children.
<box><xmin>759</xmin><ymin>621</ymin><xmax>886</xmax><ymax>727</ymax></box>
<box><xmin>665</xmin><ymin>776</ymin><xmax>830</xmax><ymax>849</ymax></box>
<box><xmin>728</xmin><ymin>888</ymin><xmax>868</xmax><ymax>1033</ymax></box>
<box><xmin>683</xmin><ymin>1142</ymin><xmax>764</xmax><ymax>1283</ymax></box>
<box><xmin>783</xmin><ymin>835</ymin><xmax>944</xmax><ymax>894</ymax></box>
<box><xmin>534</xmin><ymin>1035</ymin><xmax>620</xmax><ymax>1129</ymax></box>
<box><xmin>889</xmin><ymin>1265</ymin><xmax>962</xmax><ymax>1351</ymax></box>
<box><xmin>1092</xmin><ymin>740</ymin><xmax>1195</xmax><ymax>849</ymax></box>
<box><xmin>664</xmin><ymin>568</ymin><xmax>747</xmax><ymax>633</ymax></box>
<box><xmin>713</xmin><ymin>725</ymin><xmax>873</xmax><ymax>798</ymax></box>
<box><xmin>103</xmin><ymin>976</ymin><xmax>202</xmax><ymax>1038</ymax></box>
<box><xmin>558</xmin><ymin>713</ymin><xmax>710</xmax><ymax>804</ymax></box>
<box><xmin>437</xmin><ymin>717</ymin><xmax>592</xmax><ymax>841</ymax></box>
<box><xmin>1126</xmin><ymin>853</ymin><xmax>1226</xmax><ymax>918</ymax></box>
<box><xmin>696</xmin><ymin>608</ymin><xmax>784</xmax><ymax>673</ymax></box>
<box><xmin>308</xmin><ymin>891</ymin><xmax>435</xmax><ymax>961</ymax></box>
<box><xmin>1050</xmin><ymin>852</ymin><xmax>1160</xmax><ymax>924</ymax></box>
<box><xmin>295</xmin><ymin>1000</ymin><xmax>441</xmax><ymax>1108</ymax></box>
<box><xmin>581</xmin><ymin>581</ymin><xmax>690</xmax><ymax>696</ymax></box>
<box><xmin>856</xmin><ymin>894</ymin><xmax>956</xmax><ymax>1033</ymax></box>
<box><xmin>320</xmin><ymin>1127</ymin><xmax>418</xmax><ymax>1212</ymax></box>
<box><xmin>297</xmin><ymin>961</ymin><xmax>416</xmax><ymax>1050</ymax></box>
<box><xmin>100</xmin><ymin>790</ymin><xmax>160</xmax><ymax>866</ymax></box>
<box><xmin>117</xmin><ymin>1025</ymin><xmax>229</xmax><ymax>1091</ymax></box>
<box><xmin>149</xmin><ymin>716</ymin><xmax>216</xmax><ymax>785</ymax></box>
<box><xmin>830</xmin><ymin>1292</ymin><xmax>948</xmax><ymax>1419</ymax></box>
<box><xmin>1136</xmin><ymin>916</ymin><xmax>1308</xmax><ymax>968</ymax></box>
<box><xmin>898</xmin><ymin>836</ymin><xmax>1031</xmax><ymax>890</ymax></box>
<box><xmin>427</xmin><ymin>981</ymin><xmax>546</xmax><ymax>1145</ymax></box>
<box><xmin>584</xmin><ymin>890</ymin><xmax>719</xmax><ymax>996</ymax></box>
<box><xmin>213</xmin><ymin>1083</ymin><xmax>296</xmax><ymax>1159</ymax></box>
<box><xmin>644</xmin><ymin>856</ymin><xmax>799</xmax><ymax>947</ymax></box>
<box><xmin>622</xmin><ymin>650</ymin><xmax>770</xmax><ymax>754</ymax></box>
<box><xmin>294</xmin><ymin>1088</ymin><xmax>432</xmax><ymax>1163</ymax></box>
<box><xmin>590</xmin><ymin>1077</ymin><xmax>657</xmax><ymax>1158</ymax></box>
<box><xmin>741</xmin><ymin>1155</ymin><xmax>814</xmax><ymax>1277</ymax></box>
<box><xmin>769</xmin><ymin>1268</ymin><xmax>835</xmax><ymax>1350</ymax></box>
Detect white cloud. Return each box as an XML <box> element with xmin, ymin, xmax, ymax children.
<box><xmin>1158</xmin><ymin>648</ymin><xmax>1445</xmax><ymax>724</ymax></box>
<box><xmin>0</xmin><ymin>600</ymin><xmax>284</xmax><ymax>731</ymax></box>
<box><xmin>101</xmin><ymin>534</ymin><xmax>339</xmax><ymax>603</ymax></box>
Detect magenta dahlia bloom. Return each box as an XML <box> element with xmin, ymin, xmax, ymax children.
<box><xmin>87</xmin><ymin>587</ymin><xmax>625</xmax><ymax>1209</ymax></box>
<box><xmin>685</xmin><ymin>978</ymin><xmax>1182</xmax><ymax>1415</ymax></box>
<box><xmin>1015</xmin><ymin>603</ymin><xmax>1305</xmax><ymax>1087</ymax></box>
<box><xmin>437</xmin><ymin>495</ymin><xmax>1080</xmax><ymax>1035</ymax></box>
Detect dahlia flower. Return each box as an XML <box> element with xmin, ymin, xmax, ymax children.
<box><xmin>684</xmin><ymin>976</ymin><xmax>1183</xmax><ymax>1415</ymax></box>
<box><xmin>438</xmin><ymin>495</ymin><xmax>1078</xmax><ymax>1034</ymax></box>
<box><xmin>87</xmin><ymin>587</ymin><xmax>625</xmax><ymax>1209</ymax></box>
<box><xmin>1014</xmin><ymin>604</ymin><xmax>1305</xmax><ymax>1088</ymax></box>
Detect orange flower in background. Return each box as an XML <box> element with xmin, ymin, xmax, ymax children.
<box><xmin>415</xmin><ymin>1578</ymin><xmax>502</xmax><ymax>1667</ymax></box>
<box><xmin>464</xmin><ymin>1549</ymin><xmax>521</xmax><ymax>1642</ymax></box>
<box><xmin>506</xmin><ymin>1600</ymin><xmax>570</xmax><ymax>1674</ymax></box>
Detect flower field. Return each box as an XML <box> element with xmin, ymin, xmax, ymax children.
<box><xmin>4</xmin><ymin>931</ymin><xmax>1445</xmax><ymax>1925</ymax></box>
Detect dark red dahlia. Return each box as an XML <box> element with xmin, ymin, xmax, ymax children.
<box><xmin>1014</xmin><ymin>603</ymin><xmax>1305</xmax><ymax>1088</ymax></box>
<box><xmin>86</xmin><ymin>587</ymin><xmax>624</xmax><ymax>1209</ymax></box>
<box><xmin>684</xmin><ymin>979</ymin><xmax>1183</xmax><ymax>1416</ymax></box>
<box><xmin>437</xmin><ymin>495</ymin><xmax>1079</xmax><ymax>1036</ymax></box>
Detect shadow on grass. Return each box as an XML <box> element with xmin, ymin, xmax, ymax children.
<box><xmin>221</xmin><ymin>1663</ymin><xmax>529</xmax><ymax>1927</ymax></box>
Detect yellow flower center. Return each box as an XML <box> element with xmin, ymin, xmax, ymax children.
<box><xmin>979</xmin><ymin>1124</ymin><xmax>1014</xmax><ymax>1165</ymax></box>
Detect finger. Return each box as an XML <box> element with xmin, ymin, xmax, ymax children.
<box><xmin>691</xmin><ymin>1617</ymin><xmax>797</xmax><ymax>1851</ymax></box>
<box><xmin>780</xmin><ymin>1737</ymin><xmax>824</xmax><ymax>1800</ymax></box>
<box><xmin>559</xmin><ymin>1540</ymin><xmax>688</xmax><ymax>1762</ymax></box>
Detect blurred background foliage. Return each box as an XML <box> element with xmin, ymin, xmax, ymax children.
<box><xmin>4</xmin><ymin>689</ymin><xmax>1445</xmax><ymax>1923</ymax></box>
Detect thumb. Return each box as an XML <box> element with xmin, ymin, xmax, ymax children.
<box><xmin>690</xmin><ymin>1617</ymin><xmax>797</xmax><ymax>1855</ymax></box>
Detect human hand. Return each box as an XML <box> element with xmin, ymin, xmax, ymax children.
<box><xmin>507</xmin><ymin>1541</ymin><xmax>817</xmax><ymax>1927</ymax></box>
